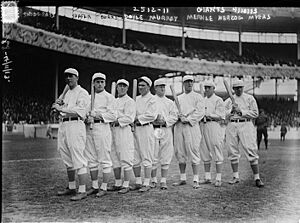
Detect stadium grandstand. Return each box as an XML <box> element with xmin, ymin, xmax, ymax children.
<box><xmin>2</xmin><ymin>6</ymin><xmax>300</xmax><ymax>131</ymax></box>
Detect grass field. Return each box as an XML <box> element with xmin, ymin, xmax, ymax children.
<box><xmin>2</xmin><ymin>132</ymin><xmax>300</xmax><ymax>222</ymax></box>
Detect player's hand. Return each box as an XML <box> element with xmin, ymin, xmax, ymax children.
<box><xmin>55</xmin><ymin>99</ymin><xmax>64</xmax><ymax>105</ymax></box>
<box><xmin>86</xmin><ymin>116</ymin><xmax>94</xmax><ymax>124</ymax></box>
<box><xmin>90</xmin><ymin>111</ymin><xmax>96</xmax><ymax>117</ymax></box>
<box><xmin>52</xmin><ymin>104</ymin><xmax>62</xmax><ymax>112</ymax></box>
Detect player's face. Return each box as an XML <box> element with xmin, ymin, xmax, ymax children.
<box><xmin>94</xmin><ymin>78</ymin><xmax>106</xmax><ymax>93</ymax></box>
<box><xmin>183</xmin><ymin>80</ymin><xmax>193</xmax><ymax>93</ymax></box>
<box><xmin>233</xmin><ymin>86</ymin><xmax>243</xmax><ymax>96</ymax></box>
<box><xmin>65</xmin><ymin>74</ymin><xmax>78</xmax><ymax>89</ymax></box>
<box><xmin>117</xmin><ymin>83</ymin><xmax>128</xmax><ymax>97</ymax></box>
<box><xmin>138</xmin><ymin>81</ymin><xmax>150</xmax><ymax>96</ymax></box>
<box><xmin>155</xmin><ymin>85</ymin><xmax>165</xmax><ymax>97</ymax></box>
<box><xmin>204</xmin><ymin>86</ymin><xmax>214</xmax><ymax>97</ymax></box>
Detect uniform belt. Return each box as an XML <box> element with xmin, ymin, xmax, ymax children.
<box><xmin>230</xmin><ymin>119</ymin><xmax>251</xmax><ymax>123</ymax></box>
<box><xmin>153</xmin><ymin>124</ymin><xmax>167</xmax><ymax>128</ymax></box>
<box><xmin>62</xmin><ymin>117</ymin><xmax>81</xmax><ymax>122</ymax></box>
<box><xmin>94</xmin><ymin>119</ymin><xmax>104</xmax><ymax>123</ymax></box>
<box><xmin>136</xmin><ymin>122</ymin><xmax>152</xmax><ymax>127</ymax></box>
<box><xmin>110</xmin><ymin>122</ymin><xmax>120</xmax><ymax>127</ymax></box>
<box><xmin>200</xmin><ymin>118</ymin><xmax>214</xmax><ymax>123</ymax></box>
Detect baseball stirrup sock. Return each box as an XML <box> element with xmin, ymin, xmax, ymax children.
<box><xmin>78</xmin><ymin>185</ymin><xmax>86</xmax><ymax>193</ymax></box>
<box><xmin>151</xmin><ymin>177</ymin><xmax>158</xmax><ymax>183</ymax></box>
<box><xmin>123</xmin><ymin>181</ymin><xmax>129</xmax><ymax>188</ymax></box>
<box><xmin>180</xmin><ymin>173</ymin><xmax>187</xmax><ymax>181</ymax></box>
<box><xmin>115</xmin><ymin>179</ymin><xmax>122</xmax><ymax>187</ymax></box>
<box><xmin>69</xmin><ymin>181</ymin><xmax>76</xmax><ymax>189</ymax></box>
<box><xmin>193</xmin><ymin>175</ymin><xmax>199</xmax><ymax>182</ymax></box>
<box><xmin>136</xmin><ymin>177</ymin><xmax>142</xmax><ymax>185</ymax></box>
<box><xmin>100</xmin><ymin>183</ymin><xmax>107</xmax><ymax>191</ymax></box>
<box><xmin>233</xmin><ymin>172</ymin><xmax>239</xmax><ymax>179</ymax></box>
<box><xmin>216</xmin><ymin>173</ymin><xmax>222</xmax><ymax>181</ymax></box>
<box><xmin>92</xmin><ymin>180</ymin><xmax>99</xmax><ymax>189</ymax></box>
<box><xmin>254</xmin><ymin>174</ymin><xmax>260</xmax><ymax>180</ymax></box>
<box><xmin>205</xmin><ymin>172</ymin><xmax>212</xmax><ymax>180</ymax></box>
<box><xmin>160</xmin><ymin>177</ymin><xmax>166</xmax><ymax>183</ymax></box>
<box><xmin>143</xmin><ymin>178</ymin><xmax>150</xmax><ymax>186</ymax></box>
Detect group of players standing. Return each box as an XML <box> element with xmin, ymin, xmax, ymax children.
<box><xmin>51</xmin><ymin>68</ymin><xmax>264</xmax><ymax>201</ymax></box>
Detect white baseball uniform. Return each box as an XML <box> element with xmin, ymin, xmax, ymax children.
<box><xmin>84</xmin><ymin>90</ymin><xmax>117</xmax><ymax>170</ymax></box>
<box><xmin>57</xmin><ymin>85</ymin><xmax>89</xmax><ymax>170</ymax></box>
<box><xmin>200</xmin><ymin>94</ymin><xmax>225</xmax><ymax>164</ymax></box>
<box><xmin>111</xmin><ymin>94</ymin><xmax>136</xmax><ymax>170</ymax></box>
<box><xmin>174</xmin><ymin>91</ymin><xmax>205</xmax><ymax>165</ymax></box>
<box><xmin>153</xmin><ymin>95</ymin><xmax>178</xmax><ymax>168</ymax></box>
<box><xmin>224</xmin><ymin>93</ymin><xmax>259</xmax><ymax>162</ymax></box>
<box><xmin>133</xmin><ymin>92</ymin><xmax>157</xmax><ymax>168</ymax></box>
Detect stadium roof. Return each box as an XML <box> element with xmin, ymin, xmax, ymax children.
<box><xmin>83</xmin><ymin>7</ymin><xmax>300</xmax><ymax>33</ymax></box>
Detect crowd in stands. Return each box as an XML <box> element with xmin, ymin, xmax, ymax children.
<box><xmin>257</xmin><ymin>98</ymin><xmax>300</xmax><ymax>128</ymax></box>
<box><xmin>2</xmin><ymin>94</ymin><xmax>52</xmax><ymax>124</ymax></box>
<box><xmin>18</xmin><ymin>7</ymin><xmax>299</xmax><ymax>67</ymax></box>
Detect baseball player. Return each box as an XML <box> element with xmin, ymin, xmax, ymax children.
<box><xmin>224</xmin><ymin>79</ymin><xmax>264</xmax><ymax>188</ymax></box>
<box><xmin>84</xmin><ymin>73</ymin><xmax>117</xmax><ymax>197</ymax></box>
<box><xmin>131</xmin><ymin>76</ymin><xmax>157</xmax><ymax>192</ymax></box>
<box><xmin>150</xmin><ymin>78</ymin><xmax>177</xmax><ymax>190</ymax></box>
<box><xmin>109</xmin><ymin>79</ymin><xmax>137</xmax><ymax>194</ymax></box>
<box><xmin>255</xmin><ymin>109</ymin><xmax>269</xmax><ymax>150</ymax></box>
<box><xmin>173</xmin><ymin>75</ymin><xmax>205</xmax><ymax>189</ymax></box>
<box><xmin>199</xmin><ymin>80</ymin><xmax>225</xmax><ymax>187</ymax></box>
<box><xmin>53</xmin><ymin>68</ymin><xmax>90</xmax><ymax>201</ymax></box>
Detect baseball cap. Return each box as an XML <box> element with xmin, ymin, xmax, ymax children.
<box><xmin>154</xmin><ymin>78</ymin><xmax>166</xmax><ymax>86</ymax></box>
<box><xmin>182</xmin><ymin>75</ymin><xmax>194</xmax><ymax>82</ymax></box>
<box><xmin>139</xmin><ymin>76</ymin><xmax>152</xmax><ymax>87</ymax></box>
<box><xmin>117</xmin><ymin>79</ymin><xmax>129</xmax><ymax>86</ymax></box>
<box><xmin>92</xmin><ymin>72</ymin><xmax>106</xmax><ymax>81</ymax></box>
<box><xmin>232</xmin><ymin>80</ymin><xmax>244</xmax><ymax>88</ymax></box>
<box><xmin>203</xmin><ymin>80</ymin><xmax>216</xmax><ymax>88</ymax></box>
<box><xmin>64</xmin><ymin>68</ymin><xmax>79</xmax><ymax>77</ymax></box>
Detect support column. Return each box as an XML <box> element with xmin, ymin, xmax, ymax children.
<box><xmin>181</xmin><ymin>8</ymin><xmax>185</xmax><ymax>52</ymax></box>
<box><xmin>122</xmin><ymin>7</ymin><xmax>126</xmax><ymax>44</ymax></box>
<box><xmin>238</xmin><ymin>25</ymin><xmax>242</xmax><ymax>56</ymax></box>
<box><xmin>55</xmin><ymin>60</ymin><xmax>59</xmax><ymax>100</ymax></box>
<box><xmin>55</xmin><ymin>6</ymin><xmax>59</xmax><ymax>31</ymax></box>
<box><xmin>297</xmin><ymin>78</ymin><xmax>300</xmax><ymax>112</ymax></box>
<box><xmin>275</xmin><ymin>78</ymin><xmax>278</xmax><ymax>100</ymax></box>
<box><xmin>297</xmin><ymin>32</ymin><xmax>300</xmax><ymax>60</ymax></box>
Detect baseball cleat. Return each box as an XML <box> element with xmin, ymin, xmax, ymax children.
<box><xmin>57</xmin><ymin>187</ymin><xmax>76</xmax><ymax>196</ymax></box>
<box><xmin>96</xmin><ymin>190</ymin><xmax>108</xmax><ymax>197</ymax></box>
<box><xmin>193</xmin><ymin>181</ymin><xmax>200</xmax><ymax>189</ymax></box>
<box><xmin>70</xmin><ymin>192</ymin><xmax>87</xmax><ymax>201</ymax></box>
<box><xmin>118</xmin><ymin>187</ymin><xmax>130</xmax><ymax>194</ymax></box>
<box><xmin>228</xmin><ymin>177</ymin><xmax>240</xmax><ymax>184</ymax></box>
<box><xmin>160</xmin><ymin>182</ymin><xmax>168</xmax><ymax>190</ymax></box>
<box><xmin>199</xmin><ymin>179</ymin><xmax>212</xmax><ymax>184</ymax></box>
<box><xmin>172</xmin><ymin>180</ymin><xmax>187</xmax><ymax>186</ymax></box>
<box><xmin>86</xmin><ymin>188</ymin><xmax>99</xmax><ymax>196</ymax></box>
<box><xmin>255</xmin><ymin>179</ymin><xmax>264</xmax><ymax>188</ymax></box>
<box><xmin>138</xmin><ymin>185</ymin><xmax>151</xmax><ymax>192</ymax></box>
<box><xmin>150</xmin><ymin>182</ymin><xmax>157</xmax><ymax>188</ymax></box>
<box><xmin>214</xmin><ymin>180</ymin><xmax>222</xmax><ymax>187</ymax></box>
<box><xmin>129</xmin><ymin>184</ymin><xmax>142</xmax><ymax>191</ymax></box>
<box><xmin>107</xmin><ymin>185</ymin><xmax>122</xmax><ymax>192</ymax></box>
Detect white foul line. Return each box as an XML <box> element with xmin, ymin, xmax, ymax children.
<box><xmin>3</xmin><ymin>157</ymin><xmax>60</xmax><ymax>163</ymax></box>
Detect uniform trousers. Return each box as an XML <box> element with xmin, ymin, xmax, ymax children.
<box><xmin>58</xmin><ymin>120</ymin><xmax>87</xmax><ymax>169</ymax></box>
<box><xmin>225</xmin><ymin>121</ymin><xmax>259</xmax><ymax>162</ymax></box>
<box><xmin>84</xmin><ymin>122</ymin><xmax>112</xmax><ymax>169</ymax></box>
<box><xmin>174</xmin><ymin>122</ymin><xmax>201</xmax><ymax>165</ymax></box>
<box><xmin>111</xmin><ymin>125</ymin><xmax>134</xmax><ymax>169</ymax></box>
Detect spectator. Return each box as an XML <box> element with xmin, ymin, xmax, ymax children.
<box><xmin>280</xmin><ymin>122</ymin><xmax>288</xmax><ymax>141</ymax></box>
